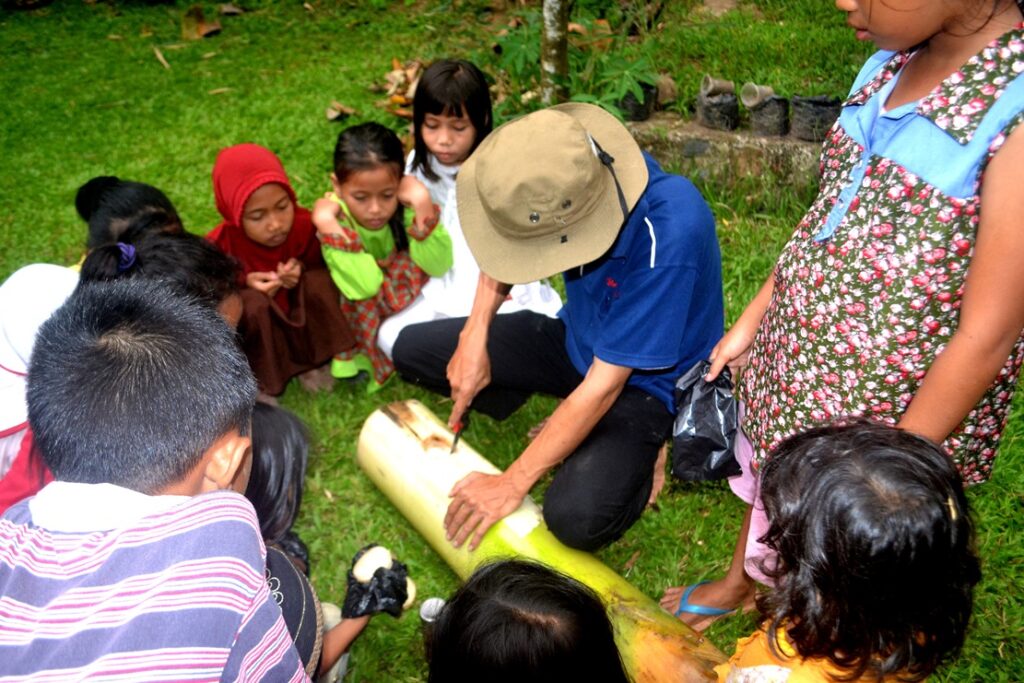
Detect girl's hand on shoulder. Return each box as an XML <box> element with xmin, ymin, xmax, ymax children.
<box><xmin>398</xmin><ymin>176</ymin><xmax>433</xmax><ymax>226</ymax></box>
<box><xmin>277</xmin><ymin>258</ymin><xmax>302</xmax><ymax>289</ymax></box>
<box><xmin>246</xmin><ymin>270</ymin><xmax>282</xmax><ymax>298</ymax></box>
<box><xmin>407</xmin><ymin>203</ymin><xmax>441</xmax><ymax>241</ymax></box>
<box><xmin>312</xmin><ymin>196</ymin><xmax>342</xmax><ymax>232</ymax></box>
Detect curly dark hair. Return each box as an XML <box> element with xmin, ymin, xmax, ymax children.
<box><xmin>757</xmin><ymin>420</ymin><xmax>980</xmax><ymax>681</ymax></box>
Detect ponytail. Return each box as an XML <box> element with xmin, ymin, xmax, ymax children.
<box><xmin>81</xmin><ymin>242</ymin><xmax>138</xmax><ymax>281</ymax></box>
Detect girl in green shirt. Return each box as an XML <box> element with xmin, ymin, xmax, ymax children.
<box><xmin>313</xmin><ymin>122</ymin><xmax>452</xmax><ymax>389</ymax></box>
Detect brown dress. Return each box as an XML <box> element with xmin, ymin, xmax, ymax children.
<box><xmin>238</xmin><ymin>268</ymin><xmax>355</xmax><ymax>396</ymax></box>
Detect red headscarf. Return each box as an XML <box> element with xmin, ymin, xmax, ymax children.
<box><xmin>207</xmin><ymin>144</ymin><xmax>324</xmax><ymax>302</ymax></box>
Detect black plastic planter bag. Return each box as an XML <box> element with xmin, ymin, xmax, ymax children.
<box><xmin>671</xmin><ymin>360</ymin><xmax>740</xmax><ymax>481</ymax></box>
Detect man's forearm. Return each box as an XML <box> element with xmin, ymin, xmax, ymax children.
<box><xmin>506</xmin><ymin>359</ymin><xmax>631</xmax><ymax>492</ymax></box>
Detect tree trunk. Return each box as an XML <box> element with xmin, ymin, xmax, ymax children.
<box><xmin>540</xmin><ymin>0</ymin><xmax>570</xmax><ymax>105</ymax></box>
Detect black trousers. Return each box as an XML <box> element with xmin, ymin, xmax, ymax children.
<box><xmin>392</xmin><ymin>311</ymin><xmax>673</xmax><ymax>551</ymax></box>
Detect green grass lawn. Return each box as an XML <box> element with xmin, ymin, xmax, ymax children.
<box><xmin>1</xmin><ymin>1</ymin><xmax>1021</xmax><ymax>680</ymax></box>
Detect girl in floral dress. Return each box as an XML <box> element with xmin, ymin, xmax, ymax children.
<box><xmin>662</xmin><ymin>0</ymin><xmax>1024</xmax><ymax>628</ymax></box>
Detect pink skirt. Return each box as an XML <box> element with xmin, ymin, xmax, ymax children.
<box><xmin>728</xmin><ymin>403</ymin><xmax>775</xmax><ymax>586</ymax></box>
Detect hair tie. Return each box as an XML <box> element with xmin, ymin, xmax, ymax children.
<box><xmin>116</xmin><ymin>242</ymin><xmax>137</xmax><ymax>273</ymax></box>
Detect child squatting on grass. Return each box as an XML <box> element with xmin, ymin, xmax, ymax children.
<box><xmin>0</xmin><ymin>278</ymin><xmax>309</xmax><ymax>679</ymax></box>
<box><xmin>427</xmin><ymin>559</ymin><xmax>630</xmax><ymax>683</ymax></box>
<box><xmin>663</xmin><ymin>0</ymin><xmax>1024</xmax><ymax>627</ymax></box>
<box><xmin>716</xmin><ymin>421</ymin><xmax>980</xmax><ymax>682</ymax></box>
<box><xmin>381</xmin><ymin>58</ymin><xmax>561</xmax><ymax>358</ymax></box>
<box><xmin>313</xmin><ymin>121</ymin><xmax>453</xmax><ymax>390</ymax></box>
<box><xmin>208</xmin><ymin>143</ymin><xmax>357</xmax><ymax>398</ymax></box>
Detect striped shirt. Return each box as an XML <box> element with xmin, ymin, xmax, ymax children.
<box><xmin>0</xmin><ymin>483</ymin><xmax>308</xmax><ymax>682</ymax></box>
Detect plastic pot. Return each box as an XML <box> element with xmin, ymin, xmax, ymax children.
<box><xmin>791</xmin><ymin>95</ymin><xmax>842</xmax><ymax>142</ymax></box>
<box><xmin>618</xmin><ymin>82</ymin><xmax>659</xmax><ymax>122</ymax></box>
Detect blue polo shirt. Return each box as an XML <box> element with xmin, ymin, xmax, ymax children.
<box><xmin>558</xmin><ymin>154</ymin><xmax>723</xmax><ymax>414</ymax></box>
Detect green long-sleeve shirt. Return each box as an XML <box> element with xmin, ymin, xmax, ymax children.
<box><xmin>321</xmin><ymin>197</ymin><xmax>452</xmax><ymax>301</ymax></box>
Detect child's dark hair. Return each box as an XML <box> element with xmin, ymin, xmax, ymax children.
<box><xmin>428</xmin><ymin>559</ymin><xmax>630</xmax><ymax>683</ymax></box>
<box><xmin>757</xmin><ymin>421</ymin><xmax>980</xmax><ymax>681</ymax></box>
<box><xmin>27</xmin><ymin>278</ymin><xmax>256</xmax><ymax>494</ymax></box>
<box><xmin>411</xmin><ymin>59</ymin><xmax>492</xmax><ymax>182</ymax></box>
<box><xmin>245</xmin><ymin>402</ymin><xmax>310</xmax><ymax>570</ymax></box>
<box><xmin>75</xmin><ymin>176</ymin><xmax>184</xmax><ymax>248</ymax></box>
<box><xmin>333</xmin><ymin>122</ymin><xmax>409</xmax><ymax>252</ymax></box>
<box><xmin>80</xmin><ymin>224</ymin><xmax>239</xmax><ymax>311</ymax></box>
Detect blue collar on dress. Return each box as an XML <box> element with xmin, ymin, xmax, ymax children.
<box><xmin>843</xmin><ymin>24</ymin><xmax>1024</xmax><ymax>145</ymax></box>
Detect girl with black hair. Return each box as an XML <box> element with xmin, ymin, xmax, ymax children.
<box><xmin>74</xmin><ymin>175</ymin><xmax>183</xmax><ymax>249</ymax></box>
<box><xmin>312</xmin><ymin>121</ymin><xmax>452</xmax><ymax>390</ymax></box>
<box><xmin>717</xmin><ymin>421</ymin><xmax>980</xmax><ymax>682</ymax></box>
<box><xmin>80</xmin><ymin>224</ymin><xmax>243</xmax><ymax>326</ymax></box>
<box><xmin>381</xmin><ymin>59</ymin><xmax>561</xmax><ymax>358</ymax></box>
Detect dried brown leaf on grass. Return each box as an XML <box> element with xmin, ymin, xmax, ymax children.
<box><xmin>326</xmin><ymin>101</ymin><xmax>357</xmax><ymax>122</ymax></box>
<box><xmin>373</xmin><ymin>59</ymin><xmax>423</xmax><ymax>119</ymax></box>
<box><xmin>219</xmin><ymin>3</ymin><xmax>244</xmax><ymax>16</ymax></box>
<box><xmin>623</xmin><ymin>550</ymin><xmax>642</xmax><ymax>575</ymax></box>
<box><xmin>182</xmin><ymin>5</ymin><xmax>222</xmax><ymax>41</ymax></box>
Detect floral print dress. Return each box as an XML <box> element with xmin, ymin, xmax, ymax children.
<box><xmin>740</xmin><ymin>26</ymin><xmax>1024</xmax><ymax>484</ymax></box>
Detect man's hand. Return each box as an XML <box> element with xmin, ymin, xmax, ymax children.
<box><xmin>446</xmin><ymin>330</ymin><xmax>491</xmax><ymax>429</ymax></box>
<box><xmin>444</xmin><ymin>471</ymin><xmax>526</xmax><ymax>550</ymax></box>
<box><xmin>246</xmin><ymin>270</ymin><xmax>281</xmax><ymax>298</ymax></box>
<box><xmin>277</xmin><ymin>258</ymin><xmax>302</xmax><ymax>289</ymax></box>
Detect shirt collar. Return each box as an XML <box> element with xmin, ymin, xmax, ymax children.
<box><xmin>844</xmin><ymin>25</ymin><xmax>1024</xmax><ymax>145</ymax></box>
<box><xmin>28</xmin><ymin>481</ymin><xmax>190</xmax><ymax>533</ymax></box>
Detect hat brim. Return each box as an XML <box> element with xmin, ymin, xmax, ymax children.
<box><xmin>458</xmin><ymin>103</ymin><xmax>649</xmax><ymax>285</ymax></box>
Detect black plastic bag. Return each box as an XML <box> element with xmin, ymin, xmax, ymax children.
<box><xmin>671</xmin><ymin>360</ymin><xmax>740</xmax><ymax>481</ymax></box>
<box><xmin>342</xmin><ymin>544</ymin><xmax>410</xmax><ymax>618</ymax></box>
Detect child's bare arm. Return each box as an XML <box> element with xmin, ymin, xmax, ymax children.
<box><xmin>898</xmin><ymin>126</ymin><xmax>1024</xmax><ymax>443</ymax></box>
<box><xmin>317</xmin><ymin>615</ymin><xmax>370</xmax><ymax>678</ymax></box>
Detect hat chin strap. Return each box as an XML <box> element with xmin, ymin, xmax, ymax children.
<box><xmin>589</xmin><ymin>135</ymin><xmax>630</xmax><ymax>224</ymax></box>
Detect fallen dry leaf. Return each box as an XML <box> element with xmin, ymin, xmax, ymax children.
<box><xmin>202</xmin><ymin>51</ymin><xmax>218</xmax><ymax>59</ymax></box>
<box><xmin>139</xmin><ymin>26</ymin><xmax>153</xmax><ymax>38</ymax></box>
<box><xmin>182</xmin><ymin>5</ymin><xmax>222</xmax><ymax>40</ymax></box>
<box><xmin>623</xmin><ymin>550</ymin><xmax>642</xmax><ymax>574</ymax></box>
<box><xmin>325</xmin><ymin>101</ymin><xmax>356</xmax><ymax>122</ymax></box>
<box><xmin>107</xmin><ymin>34</ymin><xmax>123</xmax><ymax>41</ymax></box>
<box><xmin>208</xmin><ymin>87</ymin><xmax>232</xmax><ymax>95</ymax></box>
<box><xmin>152</xmin><ymin>46</ymin><xmax>170</xmax><ymax>70</ymax></box>
<box><xmin>302</xmin><ymin>2</ymin><xmax>314</xmax><ymax>11</ymax></box>
<box><xmin>324</xmin><ymin>489</ymin><xmax>334</xmax><ymax>501</ymax></box>
<box><xmin>219</xmin><ymin>2</ymin><xmax>244</xmax><ymax>15</ymax></box>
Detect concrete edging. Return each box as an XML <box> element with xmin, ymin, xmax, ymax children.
<box><xmin>626</xmin><ymin>112</ymin><xmax>822</xmax><ymax>186</ymax></box>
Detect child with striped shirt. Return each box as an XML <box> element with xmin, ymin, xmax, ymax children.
<box><xmin>0</xmin><ymin>278</ymin><xmax>308</xmax><ymax>681</ymax></box>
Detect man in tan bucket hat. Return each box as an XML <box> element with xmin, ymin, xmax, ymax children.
<box><xmin>393</xmin><ymin>103</ymin><xmax>723</xmax><ymax>551</ymax></box>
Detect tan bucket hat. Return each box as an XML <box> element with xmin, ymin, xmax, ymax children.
<box><xmin>457</xmin><ymin>103</ymin><xmax>648</xmax><ymax>284</ymax></box>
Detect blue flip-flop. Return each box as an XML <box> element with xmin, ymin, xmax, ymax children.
<box><xmin>674</xmin><ymin>581</ymin><xmax>736</xmax><ymax>618</ymax></box>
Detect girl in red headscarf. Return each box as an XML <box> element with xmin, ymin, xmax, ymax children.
<box><xmin>208</xmin><ymin>143</ymin><xmax>355</xmax><ymax>397</ymax></box>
